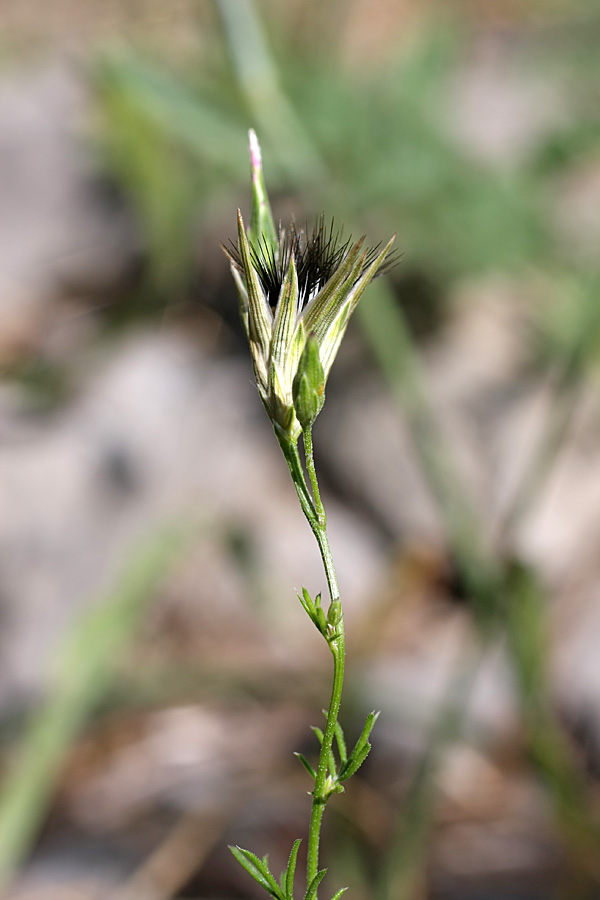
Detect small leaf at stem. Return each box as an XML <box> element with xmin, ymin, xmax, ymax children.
<box><xmin>339</xmin><ymin>742</ymin><xmax>371</xmax><ymax>781</ymax></box>
<box><xmin>311</xmin><ymin>726</ymin><xmax>324</xmax><ymax>745</ymax></box>
<box><xmin>298</xmin><ymin>588</ymin><xmax>328</xmax><ymax>637</ymax></box>
<box><xmin>330</xmin><ymin>888</ymin><xmax>349</xmax><ymax>900</ymax></box>
<box><xmin>298</xmin><ymin>586</ymin><xmax>315</xmax><ymax>617</ymax></box>
<box><xmin>294</xmin><ymin>752</ymin><xmax>317</xmax><ymax>780</ymax></box>
<box><xmin>230</xmin><ymin>846</ymin><xmax>271</xmax><ymax>893</ymax></box>
<box><xmin>315</xmin><ymin>606</ymin><xmax>328</xmax><ymax>635</ymax></box>
<box><xmin>328</xmin><ymin>747</ymin><xmax>337</xmax><ymax>778</ymax></box>
<box><xmin>353</xmin><ymin>710</ymin><xmax>379</xmax><ymax>756</ymax></box>
<box><xmin>334</xmin><ymin>721</ymin><xmax>347</xmax><ymax>764</ymax></box>
<box><xmin>304</xmin><ymin>868</ymin><xmax>327</xmax><ymax>900</ymax></box>
<box><xmin>229</xmin><ymin>846</ymin><xmax>286</xmax><ymax>900</ymax></box>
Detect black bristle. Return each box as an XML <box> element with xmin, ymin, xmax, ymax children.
<box><xmin>226</xmin><ymin>216</ymin><xmax>398</xmax><ymax>312</ymax></box>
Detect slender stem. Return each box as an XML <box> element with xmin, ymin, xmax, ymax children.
<box><xmin>277</xmin><ymin>432</ymin><xmax>318</xmax><ymax>526</ymax></box>
<box><xmin>307</xmin><ymin>611</ymin><xmax>345</xmax><ymax>885</ymax></box>
<box><xmin>303</xmin><ymin>427</ymin><xmax>326</xmax><ymax>527</ymax></box>
<box><xmin>277</xmin><ymin>429</ymin><xmax>346</xmax><ymax>890</ymax></box>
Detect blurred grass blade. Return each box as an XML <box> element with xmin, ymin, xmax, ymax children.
<box><xmin>96</xmin><ymin>50</ymin><xmax>247</xmax><ymax>175</ymax></box>
<box><xmin>0</xmin><ymin>520</ymin><xmax>194</xmax><ymax>887</ymax></box>
<box><xmin>501</xmin><ymin>275</ymin><xmax>600</xmax><ymax>540</ymax></box>
<box><xmin>356</xmin><ymin>280</ymin><xmax>502</xmax><ymax>619</ymax></box>
<box><xmin>376</xmin><ymin>641</ymin><xmax>486</xmax><ymax>900</ymax></box>
<box><xmin>214</xmin><ymin>0</ymin><xmax>325</xmax><ymax>181</ymax></box>
<box><xmin>504</xmin><ymin>563</ymin><xmax>600</xmax><ymax>869</ymax></box>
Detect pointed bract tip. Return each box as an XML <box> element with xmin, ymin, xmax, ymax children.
<box><xmin>248</xmin><ymin>129</ymin><xmax>262</xmax><ymax>176</ymax></box>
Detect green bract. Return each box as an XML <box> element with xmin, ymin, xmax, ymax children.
<box><xmin>226</xmin><ymin>131</ymin><xmax>395</xmax><ymax>442</ymax></box>
<box><xmin>293</xmin><ymin>333</ymin><xmax>325</xmax><ymax>429</ymax></box>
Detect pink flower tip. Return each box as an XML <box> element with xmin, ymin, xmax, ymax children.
<box><xmin>249</xmin><ymin>129</ymin><xmax>262</xmax><ymax>172</ymax></box>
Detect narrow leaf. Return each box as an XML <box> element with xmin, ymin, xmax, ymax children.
<box><xmin>354</xmin><ymin>711</ymin><xmax>380</xmax><ymax>756</ymax></box>
<box><xmin>230</xmin><ymin>846</ymin><xmax>271</xmax><ymax>892</ymax></box>
<box><xmin>260</xmin><ymin>858</ymin><xmax>287</xmax><ymax>900</ymax></box>
<box><xmin>304</xmin><ymin>868</ymin><xmax>327</xmax><ymax>900</ymax></box>
<box><xmin>339</xmin><ymin>742</ymin><xmax>371</xmax><ymax>781</ymax></box>
<box><xmin>311</xmin><ymin>726</ymin><xmax>324</xmax><ymax>745</ymax></box>
<box><xmin>294</xmin><ymin>752</ymin><xmax>317</xmax><ymax>780</ymax></box>
<box><xmin>229</xmin><ymin>846</ymin><xmax>285</xmax><ymax>900</ymax></box>
<box><xmin>284</xmin><ymin>838</ymin><xmax>302</xmax><ymax>900</ymax></box>
<box><xmin>328</xmin><ymin>747</ymin><xmax>337</xmax><ymax>778</ymax></box>
<box><xmin>330</xmin><ymin>888</ymin><xmax>348</xmax><ymax>900</ymax></box>
<box><xmin>334</xmin><ymin>722</ymin><xmax>347</xmax><ymax>764</ymax></box>
<box><xmin>298</xmin><ymin>589</ymin><xmax>314</xmax><ymax>620</ymax></box>
<box><xmin>298</xmin><ymin>589</ymin><xmax>328</xmax><ymax>636</ymax></box>
<box><xmin>315</xmin><ymin>606</ymin><xmax>327</xmax><ymax>635</ymax></box>
<box><xmin>299</xmin><ymin>586</ymin><xmax>315</xmax><ymax>613</ymax></box>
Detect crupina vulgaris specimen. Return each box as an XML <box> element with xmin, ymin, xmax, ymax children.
<box><xmin>225</xmin><ymin>130</ymin><xmax>395</xmax><ymax>900</ymax></box>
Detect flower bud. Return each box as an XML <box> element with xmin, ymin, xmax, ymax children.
<box><xmin>293</xmin><ymin>333</ymin><xmax>325</xmax><ymax>429</ymax></box>
<box><xmin>225</xmin><ymin>132</ymin><xmax>396</xmax><ymax>444</ymax></box>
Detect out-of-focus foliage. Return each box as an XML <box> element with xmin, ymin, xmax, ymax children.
<box><xmin>93</xmin><ymin>2</ymin><xmax>600</xmax><ymax>344</ymax></box>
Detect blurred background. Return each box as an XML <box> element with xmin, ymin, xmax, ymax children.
<box><xmin>1</xmin><ymin>1</ymin><xmax>600</xmax><ymax>898</ymax></box>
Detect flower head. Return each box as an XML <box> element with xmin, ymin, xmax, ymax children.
<box><xmin>225</xmin><ymin>131</ymin><xmax>396</xmax><ymax>442</ymax></box>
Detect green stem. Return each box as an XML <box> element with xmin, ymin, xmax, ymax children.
<box><xmin>307</xmin><ymin>624</ymin><xmax>345</xmax><ymax>886</ymax></box>
<box><xmin>303</xmin><ymin>427</ymin><xmax>326</xmax><ymax>527</ymax></box>
<box><xmin>277</xmin><ymin>432</ymin><xmax>318</xmax><ymax>527</ymax></box>
<box><xmin>278</xmin><ymin>429</ymin><xmax>346</xmax><ymax>890</ymax></box>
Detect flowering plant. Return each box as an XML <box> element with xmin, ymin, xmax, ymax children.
<box><xmin>225</xmin><ymin>130</ymin><xmax>395</xmax><ymax>900</ymax></box>
<box><xmin>227</xmin><ymin>130</ymin><xmax>395</xmax><ymax>443</ymax></box>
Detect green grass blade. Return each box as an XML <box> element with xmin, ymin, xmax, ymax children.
<box><xmin>0</xmin><ymin>520</ymin><xmax>194</xmax><ymax>888</ymax></box>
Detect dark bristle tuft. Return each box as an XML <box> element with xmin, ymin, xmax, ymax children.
<box><xmin>227</xmin><ymin>216</ymin><xmax>398</xmax><ymax>311</ymax></box>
